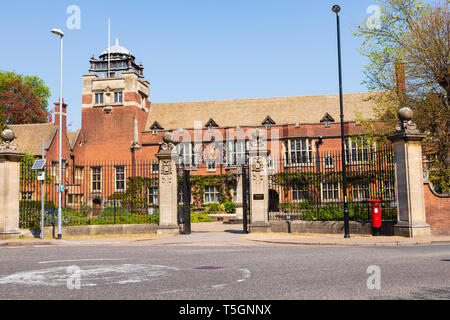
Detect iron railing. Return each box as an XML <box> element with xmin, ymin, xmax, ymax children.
<box><xmin>267</xmin><ymin>145</ymin><xmax>397</xmax><ymax>222</ymax></box>
<box><xmin>19</xmin><ymin>159</ymin><xmax>159</xmax><ymax>229</ymax></box>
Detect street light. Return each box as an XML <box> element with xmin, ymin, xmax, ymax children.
<box><xmin>51</xmin><ymin>28</ymin><xmax>64</xmax><ymax>239</ymax></box>
<box><xmin>332</xmin><ymin>5</ymin><xmax>350</xmax><ymax>238</ymax></box>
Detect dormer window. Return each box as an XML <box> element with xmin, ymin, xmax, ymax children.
<box><xmin>320</xmin><ymin>113</ymin><xmax>335</xmax><ymax>128</ymax></box>
<box><xmin>150</xmin><ymin>121</ymin><xmax>163</xmax><ymax>135</ymax></box>
<box><xmin>262</xmin><ymin>115</ymin><xmax>276</xmax><ymax>126</ymax></box>
<box><xmin>95</xmin><ymin>93</ymin><xmax>104</xmax><ymax>105</ymax></box>
<box><xmin>262</xmin><ymin>115</ymin><xmax>276</xmax><ymax>129</ymax></box>
<box><xmin>205</xmin><ymin>118</ymin><xmax>219</xmax><ymax>129</ymax></box>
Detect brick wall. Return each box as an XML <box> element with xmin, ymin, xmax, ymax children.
<box><xmin>424</xmin><ymin>182</ymin><xmax>450</xmax><ymax>236</ymax></box>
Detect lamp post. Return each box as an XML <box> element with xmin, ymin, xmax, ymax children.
<box><xmin>51</xmin><ymin>28</ymin><xmax>64</xmax><ymax>240</ymax></box>
<box><xmin>332</xmin><ymin>5</ymin><xmax>350</xmax><ymax>238</ymax></box>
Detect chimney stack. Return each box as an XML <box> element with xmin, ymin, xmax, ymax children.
<box><xmin>395</xmin><ymin>62</ymin><xmax>407</xmax><ymax>105</ymax></box>
<box><xmin>54</xmin><ymin>98</ymin><xmax>67</xmax><ymax>134</ymax></box>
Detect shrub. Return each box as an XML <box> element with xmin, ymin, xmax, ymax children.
<box><xmin>204</xmin><ymin>203</ymin><xmax>222</xmax><ymax>214</ymax></box>
<box><xmin>19</xmin><ymin>200</ymin><xmax>56</xmax><ymax>211</ymax></box>
<box><xmin>191</xmin><ymin>212</ymin><xmax>213</xmax><ymax>223</ymax></box>
<box><xmin>101</xmin><ymin>206</ymin><xmax>131</xmax><ymax>217</ymax></box>
<box><xmin>223</xmin><ymin>201</ymin><xmax>236</xmax><ymax>213</ymax></box>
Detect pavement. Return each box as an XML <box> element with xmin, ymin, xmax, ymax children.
<box><xmin>2</xmin><ymin>222</ymin><xmax>450</xmax><ymax>247</ymax></box>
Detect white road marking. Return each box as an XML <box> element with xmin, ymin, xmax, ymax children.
<box><xmin>0</xmin><ymin>264</ymin><xmax>179</xmax><ymax>287</ymax></box>
<box><xmin>158</xmin><ymin>267</ymin><xmax>252</xmax><ymax>294</ymax></box>
<box><xmin>38</xmin><ymin>258</ymin><xmax>126</xmax><ymax>264</ymax></box>
<box><xmin>237</xmin><ymin>269</ymin><xmax>251</xmax><ymax>282</ymax></box>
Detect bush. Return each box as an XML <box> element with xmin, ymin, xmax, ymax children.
<box><xmin>20</xmin><ymin>200</ymin><xmax>56</xmax><ymax>211</ymax></box>
<box><xmin>191</xmin><ymin>212</ymin><xmax>213</xmax><ymax>223</ymax></box>
<box><xmin>100</xmin><ymin>206</ymin><xmax>131</xmax><ymax>217</ymax></box>
<box><xmin>299</xmin><ymin>204</ymin><xmax>370</xmax><ymax>221</ymax></box>
<box><xmin>204</xmin><ymin>203</ymin><xmax>222</xmax><ymax>214</ymax></box>
<box><xmin>223</xmin><ymin>201</ymin><xmax>236</xmax><ymax>213</ymax></box>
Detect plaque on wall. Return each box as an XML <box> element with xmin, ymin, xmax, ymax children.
<box><xmin>253</xmin><ymin>194</ymin><xmax>264</xmax><ymax>200</ymax></box>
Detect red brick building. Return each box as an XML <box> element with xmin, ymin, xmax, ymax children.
<box><xmin>11</xmin><ymin>41</ymin><xmax>383</xmax><ymax>209</ymax></box>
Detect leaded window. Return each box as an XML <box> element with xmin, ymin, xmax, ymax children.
<box><xmin>95</xmin><ymin>93</ymin><xmax>104</xmax><ymax>105</ymax></box>
<box><xmin>204</xmin><ymin>186</ymin><xmax>220</xmax><ymax>203</ymax></box>
<box><xmin>352</xmin><ymin>183</ymin><xmax>369</xmax><ymax>201</ymax></box>
<box><xmin>227</xmin><ymin>140</ymin><xmax>247</xmax><ymax>166</ymax></box>
<box><xmin>322</xmin><ymin>183</ymin><xmax>340</xmax><ymax>202</ymax></box>
<box><xmin>345</xmin><ymin>137</ymin><xmax>373</xmax><ymax>164</ymax></box>
<box><xmin>284</xmin><ymin>139</ymin><xmax>314</xmax><ymax>165</ymax></box>
<box><xmin>148</xmin><ymin>187</ymin><xmax>158</xmax><ymax>205</ymax></box>
<box><xmin>114</xmin><ymin>166</ymin><xmax>125</xmax><ymax>192</ymax></box>
<box><xmin>114</xmin><ymin>92</ymin><xmax>123</xmax><ymax>103</ymax></box>
<box><xmin>177</xmin><ymin>142</ymin><xmax>197</xmax><ymax>167</ymax></box>
<box><xmin>292</xmin><ymin>187</ymin><xmax>308</xmax><ymax>202</ymax></box>
<box><xmin>91</xmin><ymin>167</ymin><xmax>102</xmax><ymax>192</ymax></box>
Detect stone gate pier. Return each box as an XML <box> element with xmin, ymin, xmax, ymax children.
<box><xmin>389</xmin><ymin>108</ymin><xmax>431</xmax><ymax>237</ymax></box>
<box><xmin>0</xmin><ymin>129</ymin><xmax>25</xmax><ymax>239</ymax></box>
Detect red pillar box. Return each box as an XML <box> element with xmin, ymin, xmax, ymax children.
<box><xmin>370</xmin><ymin>199</ymin><xmax>382</xmax><ymax>236</ymax></box>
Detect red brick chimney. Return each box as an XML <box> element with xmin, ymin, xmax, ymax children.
<box><xmin>396</xmin><ymin>62</ymin><xmax>407</xmax><ymax>104</ymax></box>
<box><xmin>54</xmin><ymin>98</ymin><xmax>67</xmax><ymax>134</ymax></box>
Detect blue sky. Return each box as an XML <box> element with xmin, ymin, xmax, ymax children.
<box><xmin>1</xmin><ymin>0</ymin><xmax>381</xmax><ymax>130</ymax></box>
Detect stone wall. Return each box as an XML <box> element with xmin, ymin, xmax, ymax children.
<box><xmin>25</xmin><ymin>224</ymin><xmax>158</xmax><ymax>237</ymax></box>
<box><xmin>424</xmin><ymin>183</ymin><xmax>450</xmax><ymax>236</ymax></box>
<box><xmin>270</xmin><ymin>220</ymin><xmax>396</xmax><ymax>235</ymax></box>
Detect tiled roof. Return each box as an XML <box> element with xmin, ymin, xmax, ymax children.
<box><xmin>146</xmin><ymin>92</ymin><xmax>378</xmax><ymax>131</ymax></box>
<box><xmin>66</xmin><ymin>129</ymin><xmax>80</xmax><ymax>150</ymax></box>
<box><xmin>5</xmin><ymin>123</ymin><xmax>80</xmax><ymax>155</ymax></box>
<box><xmin>7</xmin><ymin>123</ymin><xmax>56</xmax><ymax>155</ymax></box>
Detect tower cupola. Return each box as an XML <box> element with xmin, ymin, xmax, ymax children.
<box><xmin>89</xmin><ymin>38</ymin><xmax>144</xmax><ymax>79</ymax></box>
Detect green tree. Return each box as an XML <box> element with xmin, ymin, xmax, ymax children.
<box><xmin>0</xmin><ymin>71</ymin><xmax>50</xmax><ymax>132</ymax></box>
<box><xmin>355</xmin><ymin>0</ymin><xmax>449</xmax><ymax>192</ymax></box>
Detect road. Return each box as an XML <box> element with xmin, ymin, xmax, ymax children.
<box><xmin>0</xmin><ymin>237</ymin><xmax>449</xmax><ymax>300</ymax></box>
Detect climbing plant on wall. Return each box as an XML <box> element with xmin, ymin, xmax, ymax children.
<box><xmin>190</xmin><ymin>174</ymin><xmax>237</xmax><ymax>208</ymax></box>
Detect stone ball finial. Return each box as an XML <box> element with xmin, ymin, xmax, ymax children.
<box><xmin>162</xmin><ymin>132</ymin><xmax>174</xmax><ymax>144</ymax></box>
<box><xmin>398</xmin><ymin>107</ymin><xmax>413</xmax><ymax>122</ymax></box>
<box><xmin>1</xmin><ymin>129</ymin><xmax>15</xmax><ymax>143</ymax></box>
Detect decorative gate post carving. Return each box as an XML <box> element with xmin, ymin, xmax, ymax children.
<box><xmin>156</xmin><ymin>132</ymin><xmax>180</xmax><ymax>235</ymax></box>
<box><xmin>388</xmin><ymin>108</ymin><xmax>431</xmax><ymax>237</ymax></box>
<box><xmin>248</xmin><ymin>129</ymin><xmax>271</xmax><ymax>233</ymax></box>
<box><xmin>0</xmin><ymin>129</ymin><xmax>25</xmax><ymax>239</ymax></box>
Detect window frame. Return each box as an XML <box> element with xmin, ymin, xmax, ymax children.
<box><xmin>95</xmin><ymin>93</ymin><xmax>104</xmax><ymax>105</ymax></box>
<box><xmin>114</xmin><ymin>91</ymin><xmax>123</xmax><ymax>104</ymax></box>
<box><xmin>75</xmin><ymin>166</ymin><xmax>84</xmax><ymax>180</ymax></box>
<box><xmin>21</xmin><ymin>191</ymin><xmax>33</xmax><ymax>201</ymax></box>
<box><xmin>321</xmin><ymin>182</ymin><xmax>340</xmax><ymax>202</ymax></box>
<box><xmin>204</xmin><ymin>186</ymin><xmax>220</xmax><ymax>203</ymax></box>
<box><xmin>177</xmin><ymin>142</ymin><xmax>197</xmax><ymax>168</ymax></box>
<box><xmin>148</xmin><ymin>187</ymin><xmax>159</xmax><ymax>205</ymax></box>
<box><xmin>382</xmin><ymin>180</ymin><xmax>395</xmax><ymax>200</ymax></box>
<box><xmin>227</xmin><ymin>140</ymin><xmax>247</xmax><ymax>167</ymax></box>
<box><xmin>351</xmin><ymin>183</ymin><xmax>369</xmax><ymax>202</ymax></box>
<box><xmin>91</xmin><ymin>166</ymin><xmax>102</xmax><ymax>193</ymax></box>
<box><xmin>345</xmin><ymin>137</ymin><xmax>374</xmax><ymax>165</ymax></box>
<box><xmin>68</xmin><ymin>194</ymin><xmax>83</xmax><ymax>206</ymax></box>
<box><xmin>284</xmin><ymin>139</ymin><xmax>315</xmax><ymax>166</ymax></box>
<box><xmin>114</xmin><ymin>166</ymin><xmax>126</xmax><ymax>192</ymax></box>
<box><xmin>292</xmin><ymin>187</ymin><xmax>308</xmax><ymax>202</ymax></box>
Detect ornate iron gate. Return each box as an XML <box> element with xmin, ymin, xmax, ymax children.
<box><xmin>177</xmin><ymin>165</ymin><xmax>191</xmax><ymax>234</ymax></box>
